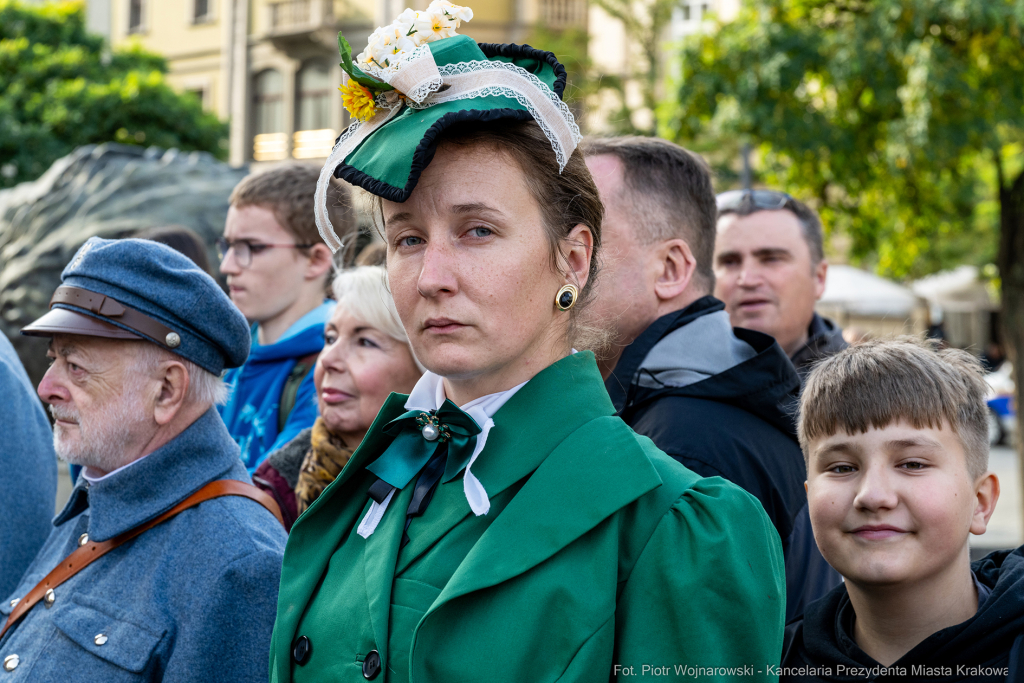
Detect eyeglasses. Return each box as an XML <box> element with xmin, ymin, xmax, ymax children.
<box><xmin>715</xmin><ymin>189</ymin><xmax>796</xmax><ymax>214</ymax></box>
<box><xmin>215</xmin><ymin>238</ymin><xmax>315</xmax><ymax>269</ymax></box>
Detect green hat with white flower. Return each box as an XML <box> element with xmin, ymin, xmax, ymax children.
<box><xmin>314</xmin><ymin>1</ymin><xmax>580</xmax><ymax>252</ymax></box>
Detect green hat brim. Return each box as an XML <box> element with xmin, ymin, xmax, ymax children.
<box><xmin>332</xmin><ymin>39</ymin><xmax>568</xmax><ymax>203</ymax></box>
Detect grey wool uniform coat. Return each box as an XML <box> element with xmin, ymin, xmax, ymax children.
<box><xmin>0</xmin><ymin>409</ymin><xmax>287</xmax><ymax>682</ymax></box>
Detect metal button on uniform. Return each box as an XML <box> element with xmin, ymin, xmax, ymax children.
<box><xmin>362</xmin><ymin>650</ymin><xmax>381</xmax><ymax>680</ymax></box>
<box><xmin>165</xmin><ymin>332</ymin><xmax>181</xmax><ymax>348</ymax></box>
<box><xmin>43</xmin><ymin>589</ymin><xmax>55</xmax><ymax>607</ymax></box>
<box><xmin>8</xmin><ymin>599</ymin><xmax>17</xmax><ymax>608</ymax></box>
<box><xmin>292</xmin><ymin>636</ymin><xmax>311</xmax><ymax>665</ymax></box>
<box><xmin>94</xmin><ymin>634</ymin><xmax>108</xmax><ymax>646</ymax></box>
<box><xmin>2</xmin><ymin>655</ymin><xmax>18</xmax><ymax>672</ymax></box>
<box><xmin>78</xmin><ymin>533</ymin><xmax>89</xmax><ymax>547</ymax></box>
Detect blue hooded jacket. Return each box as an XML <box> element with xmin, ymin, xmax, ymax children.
<box><xmin>0</xmin><ymin>333</ymin><xmax>57</xmax><ymax>599</ymax></box>
<box><xmin>219</xmin><ymin>301</ymin><xmax>333</xmax><ymax>473</ymax></box>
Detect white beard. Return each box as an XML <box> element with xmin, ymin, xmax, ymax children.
<box><xmin>50</xmin><ymin>382</ymin><xmax>151</xmax><ymax>474</ymax></box>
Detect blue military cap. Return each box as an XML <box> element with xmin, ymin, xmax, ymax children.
<box><xmin>21</xmin><ymin>237</ymin><xmax>250</xmax><ymax>374</ymax></box>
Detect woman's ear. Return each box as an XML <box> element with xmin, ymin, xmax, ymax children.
<box><xmin>561</xmin><ymin>224</ymin><xmax>594</xmax><ymax>290</ymax></box>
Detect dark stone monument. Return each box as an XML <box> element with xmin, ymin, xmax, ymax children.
<box><xmin>0</xmin><ymin>144</ymin><xmax>248</xmax><ymax>387</ymax></box>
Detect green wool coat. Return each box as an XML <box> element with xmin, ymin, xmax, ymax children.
<box><xmin>270</xmin><ymin>352</ymin><xmax>786</xmax><ymax>682</ymax></box>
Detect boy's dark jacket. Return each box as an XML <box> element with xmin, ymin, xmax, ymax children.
<box><xmin>605</xmin><ymin>295</ymin><xmax>840</xmax><ymax>620</ymax></box>
<box><xmin>781</xmin><ymin>547</ymin><xmax>1024</xmax><ymax>682</ymax></box>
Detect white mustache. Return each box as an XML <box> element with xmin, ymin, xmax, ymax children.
<box><xmin>49</xmin><ymin>404</ymin><xmax>79</xmax><ymax>424</ymax></box>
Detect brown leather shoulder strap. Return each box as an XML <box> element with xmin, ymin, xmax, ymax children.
<box><xmin>0</xmin><ymin>480</ymin><xmax>283</xmax><ymax>640</ymax></box>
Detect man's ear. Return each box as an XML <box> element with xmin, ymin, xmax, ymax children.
<box><xmin>813</xmin><ymin>259</ymin><xmax>828</xmax><ymax>301</ymax></box>
<box><xmin>153</xmin><ymin>360</ymin><xmax>190</xmax><ymax>426</ymax></box>
<box><xmin>969</xmin><ymin>472</ymin><xmax>1000</xmax><ymax>536</ymax></box>
<box><xmin>562</xmin><ymin>224</ymin><xmax>594</xmax><ymax>291</ymax></box>
<box><xmin>305</xmin><ymin>243</ymin><xmax>335</xmax><ymax>281</ymax></box>
<box><xmin>652</xmin><ymin>238</ymin><xmax>697</xmax><ymax>303</ymax></box>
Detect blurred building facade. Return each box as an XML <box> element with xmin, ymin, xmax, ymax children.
<box><xmin>85</xmin><ymin>0</ymin><xmax>587</xmax><ymax>166</ymax></box>
<box><xmin>585</xmin><ymin>0</ymin><xmax>739</xmax><ymax>132</ymax></box>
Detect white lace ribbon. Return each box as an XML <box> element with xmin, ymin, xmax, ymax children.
<box><xmin>314</xmin><ymin>51</ymin><xmax>581</xmax><ymax>253</ymax></box>
<box><xmin>386</xmin><ymin>44</ymin><xmax>444</xmax><ymax>104</ymax></box>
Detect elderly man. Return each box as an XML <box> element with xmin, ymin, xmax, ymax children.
<box><xmin>0</xmin><ymin>333</ymin><xmax>56</xmax><ymax>599</ymax></box>
<box><xmin>713</xmin><ymin>190</ymin><xmax>847</xmax><ymax>379</ymax></box>
<box><xmin>0</xmin><ymin>237</ymin><xmax>287</xmax><ymax>680</ymax></box>
<box><xmin>584</xmin><ymin>137</ymin><xmax>839</xmax><ymax>621</ymax></box>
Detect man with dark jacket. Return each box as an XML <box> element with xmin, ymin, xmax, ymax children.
<box><xmin>583</xmin><ymin>137</ymin><xmax>840</xmax><ymax>620</ymax></box>
<box><xmin>713</xmin><ymin>189</ymin><xmax>847</xmax><ymax>380</ymax></box>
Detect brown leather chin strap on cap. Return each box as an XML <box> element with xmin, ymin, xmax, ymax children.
<box><xmin>44</xmin><ymin>286</ymin><xmax>182</xmax><ymax>350</ymax></box>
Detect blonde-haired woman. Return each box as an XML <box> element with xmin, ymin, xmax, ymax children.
<box><xmin>254</xmin><ymin>265</ymin><xmax>423</xmax><ymax>529</ymax></box>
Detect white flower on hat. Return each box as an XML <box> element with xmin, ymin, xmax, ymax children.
<box><xmin>353</xmin><ymin>2</ymin><xmax>472</xmax><ymax>78</ymax></box>
<box><xmin>427</xmin><ymin>0</ymin><xmax>473</xmax><ymax>23</ymax></box>
<box><xmin>414</xmin><ymin>11</ymin><xmax>458</xmax><ymax>42</ymax></box>
<box><xmin>393</xmin><ymin>8</ymin><xmax>419</xmax><ymax>39</ymax></box>
<box><xmin>356</xmin><ymin>27</ymin><xmax>386</xmax><ymax>66</ymax></box>
<box><xmin>382</xmin><ymin>35</ymin><xmax>418</xmax><ymax>69</ymax></box>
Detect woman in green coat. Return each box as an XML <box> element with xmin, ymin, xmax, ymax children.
<box><xmin>270</xmin><ymin>6</ymin><xmax>786</xmax><ymax>681</ymax></box>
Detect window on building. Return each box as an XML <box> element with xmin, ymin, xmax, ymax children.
<box><xmin>538</xmin><ymin>0</ymin><xmax>587</xmax><ymax>29</ymax></box>
<box><xmin>681</xmin><ymin>3</ymin><xmax>691</xmax><ymax>20</ymax></box>
<box><xmin>296</xmin><ymin>60</ymin><xmax>332</xmax><ymax>132</ymax></box>
<box><xmin>253</xmin><ymin>70</ymin><xmax>287</xmax><ymax>161</ymax></box>
<box><xmin>193</xmin><ymin>0</ymin><xmax>211</xmax><ymax>23</ymax></box>
<box><xmin>253</xmin><ymin>70</ymin><xmax>285</xmax><ymax>135</ymax></box>
<box><xmin>128</xmin><ymin>0</ymin><xmax>144</xmax><ymax>33</ymax></box>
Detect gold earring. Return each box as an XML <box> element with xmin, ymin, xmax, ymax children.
<box><xmin>555</xmin><ymin>284</ymin><xmax>579</xmax><ymax>311</ymax></box>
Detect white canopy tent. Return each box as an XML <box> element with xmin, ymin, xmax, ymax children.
<box><xmin>815</xmin><ymin>265</ymin><xmax>927</xmax><ymax>338</ymax></box>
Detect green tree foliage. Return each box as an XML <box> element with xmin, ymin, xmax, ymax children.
<box><xmin>524</xmin><ymin>26</ymin><xmax>596</xmax><ymax>108</ymax></box>
<box><xmin>667</xmin><ymin>0</ymin><xmax>1024</xmax><ymax>516</ymax></box>
<box><xmin>0</xmin><ymin>0</ymin><xmax>228</xmax><ymax>189</ymax></box>
<box><xmin>664</xmin><ymin>0</ymin><xmax>1023</xmax><ymax>281</ymax></box>
<box><xmin>587</xmin><ymin>0</ymin><xmax>680</xmax><ymax>135</ymax></box>
<box><xmin>524</xmin><ymin>24</ymin><xmax>630</xmax><ymax>134</ymax></box>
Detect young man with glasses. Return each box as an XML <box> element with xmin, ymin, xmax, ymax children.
<box><xmin>714</xmin><ymin>189</ymin><xmax>847</xmax><ymax>381</ymax></box>
<box><xmin>218</xmin><ymin>163</ymin><xmax>351</xmax><ymax>472</ymax></box>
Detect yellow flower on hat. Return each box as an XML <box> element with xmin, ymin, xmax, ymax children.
<box><xmin>339</xmin><ymin>79</ymin><xmax>377</xmax><ymax>121</ymax></box>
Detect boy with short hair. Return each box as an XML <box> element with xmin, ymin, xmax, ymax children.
<box><xmin>218</xmin><ymin>163</ymin><xmax>352</xmax><ymax>472</ymax></box>
<box><xmin>781</xmin><ymin>338</ymin><xmax>1024</xmax><ymax>681</ymax></box>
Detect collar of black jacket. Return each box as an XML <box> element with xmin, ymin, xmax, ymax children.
<box><xmin>788</xmin><ymin>549</ymin><xmax>1024</xmax><ymax>679</ymax></box>
<box><xmin>53</xmin><ymin>408</ymin><xmax>248</xmax><ymax>541</ymax></box>
<box><xmin>605</xmin><ymin>296</ymin><xmax>724</xmax><ymax>412</ymax></box>
<box><xmin>791</xmin><ymin>312</ymin><xmax>848</xmax><ymax>374</ymax></box>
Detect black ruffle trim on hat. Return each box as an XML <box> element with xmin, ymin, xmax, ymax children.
<box><xmin>477</xmin><ymin>43</ymin><xmax>568</xmax><ymax>99</ymax></box>
<box><xmin>335</xmin><ymin>107</ymin><xmax>532</xmax><ymax>203</ymax></box>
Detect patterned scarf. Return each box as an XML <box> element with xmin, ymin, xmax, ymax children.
<box><xmin>295</xmin><ymin>417</ymin><xmax>355</xmax><ymax>514</ymax></box>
